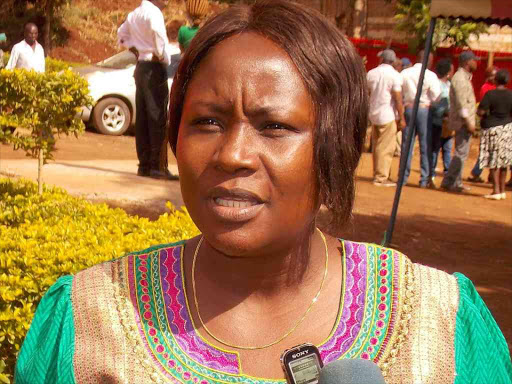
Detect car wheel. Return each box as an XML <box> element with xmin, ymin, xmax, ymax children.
<box><xmin>92</xmin><ymin>97</ymin><xmax>131</xmax><ymax>136</ymax></box>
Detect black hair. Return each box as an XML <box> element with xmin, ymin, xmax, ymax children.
<box><xmin>495</xmin><ymin>69</ymin><xmax>510</xmax><ymax>86</ymax></box>
<box><xmin>169</xmin><ymin>0</ymin><xmax>368</xmax><ymax>229</ymax></box>
<box><xmin>436</xmin><ymin>58</ymin><xmax>452</xmax><ymax>78</ymax></box>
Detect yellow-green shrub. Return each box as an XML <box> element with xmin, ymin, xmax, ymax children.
<box><xmin>0</xmin><ymin>178</ymin><xmax>199</xmax><ymax>382</ymax></box>
<box><xmin>1</xmin><ymin>53</ymin><xmax>76</xmax><ymax>73</ymax></box>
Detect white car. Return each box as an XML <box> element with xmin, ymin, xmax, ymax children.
<box><xmin>75</xmin><ymin>48</ymin><xmax>181</xmax><ymax>136</ymax></box>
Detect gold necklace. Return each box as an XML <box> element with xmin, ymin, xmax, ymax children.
<box><xmin>191</xmin><ymin>228</ymin><xmax>329</xmax><ymax>350</ymax></box>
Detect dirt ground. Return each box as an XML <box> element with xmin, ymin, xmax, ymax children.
<box><xmin>1</xmin><ymin>129</ymin><xmax>511</xmax><ymax>352</ymax></box>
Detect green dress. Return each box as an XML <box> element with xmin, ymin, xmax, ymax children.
<box><xmin>15</xmin><ymin>240</ymin><xmax>512</xmax><ymax>383</ymax></box>
<box><xmin>178</xmin><ymin>25</ymin><xmax>199</xmax><ymax>51</ymax></box>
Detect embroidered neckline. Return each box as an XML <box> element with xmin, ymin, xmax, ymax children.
<box><xmin>112</xmin><ymin>240</ymin><xmax>414</xmax><ymax>382</ymax></box>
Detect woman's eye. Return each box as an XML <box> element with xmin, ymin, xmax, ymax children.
<box><xmin>197</xmin><ymin>118</ymin><xmax>219</xmax><ymax>126</ymax></box>
<box><xmin>265</xmin><ymin>123</ymin><xmax>286</xmax><ymax>131</ymax></box>
<box><xmin>263</xmin><ymin>123</ymin><xmax>296</xmax><ymax>136</ymax></box>
<box><xmin>194</xmin><ymin>118</ymin><xmax>222</xmax><ymax>132</ymax></box>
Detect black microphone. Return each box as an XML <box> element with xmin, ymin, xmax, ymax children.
<box><xmin>318</xmin><ymin>359</ymin><xmax>386</xmax><ymax>384</ymax></box>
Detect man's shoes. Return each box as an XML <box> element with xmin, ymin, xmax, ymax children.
<box><xmin>467</xmin><ymin>175</ymin><xmax>484</xmax><ymax>183</ymax></box>
<box><xmin>441</xmin><ymin>184</ymin><xmax>470</xmax><ymax>193</ymax></box>
<box><xmin>483</xmin><ymin>193</ymin><xmax>502</xmax><ymax>200</ymax></box>
<box><xmin>427</xmin><ymin>179</ymin><xmax>438</xmax><ymax>190</ymax></box>
<box><xmin>137</xmin><ymin>167</ymin><xmax>150</xmax><ymax>177</ymax></box>
<box><xmin>373</xmin><ymin>179</ymin><xmax>397</xmax><ymax>187</ymax></box>
<box><xmin>149</xmin><ymin>169</ymin><xmax>179</xmax><ymax>180</ymax></box>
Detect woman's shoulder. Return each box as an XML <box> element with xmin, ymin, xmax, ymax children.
<box><xmin>77</xmin><ymin>240</ymin><xmax>187</xmax><ymax>276</ymax></box>
<box><xmin>340</xmin><ymin>239</ymin><xmax>456</xmax><ymax>282</ymax></box>
<box><xmin>71</xmin><ymin>240</ymin><xmax>188</xmax><ymax>315</ymax></box>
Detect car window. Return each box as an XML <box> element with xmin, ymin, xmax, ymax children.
<box><xmin>96</xmin><ymin>51</ymin><xmax>137</xmax><ymax>69</ymax></box>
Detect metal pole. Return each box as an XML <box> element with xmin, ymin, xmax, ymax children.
<box><xmin>383</xmin><ymin>17</ymin><xmax>437</xmax><ymax>247</ymax></box>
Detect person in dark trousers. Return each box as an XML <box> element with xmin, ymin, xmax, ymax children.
<box><xmin>428</xmin><ymin>58</ymin><xmax>454</xmax><ymax>187</ymax></box>
<box><xmin>118</xmin><ymin>0</ymin><xmax>178</xmax><ymax>180</ymax></box>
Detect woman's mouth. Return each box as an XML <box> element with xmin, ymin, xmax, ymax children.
<box><xmin>214</xmin><ymin>198</ymin><xmax>260</xmax><ymax>208</ymax></box>
<box><xmin>208</xmin><ymin>189</ymin><xmax>265</xmax><ymax>223</ymax></box>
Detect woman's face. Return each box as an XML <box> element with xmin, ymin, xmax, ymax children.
<box><xmin>176</xmin><ymin>32</ymin><xmax>319</xmax><ymax>256</ymax></box>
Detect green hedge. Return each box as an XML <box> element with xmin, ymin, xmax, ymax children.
<box><xmin>1</xmin><ymin>52</ymin><xmax>77</xmax><ymax>72</ymax></box>
<box><xmin>0</xmin><ymin>178</ymin><xmax>199</xmax><ymax>382</ymax></box>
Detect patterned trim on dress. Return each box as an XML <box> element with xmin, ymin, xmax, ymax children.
<box><xmin>105</xmin><ymin>240</ymin><xmax>415</xmax><ymax>383</ymax></box>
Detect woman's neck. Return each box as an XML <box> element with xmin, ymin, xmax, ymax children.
<box><xmin>193</xmin><ymin>229</ymin><xmax>326</xmax><ymax>302</ymax></box>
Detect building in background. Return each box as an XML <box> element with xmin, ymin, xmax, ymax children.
<box><xmin>296</xmin><ymin>0</ymin><xmax>511</xmax><ymax>54</ymax></box>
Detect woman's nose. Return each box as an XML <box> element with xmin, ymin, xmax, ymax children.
<box><xmin>214</xmin><ymin>124</ymin><xmax>258</xmax><ymax>174</ymax></box>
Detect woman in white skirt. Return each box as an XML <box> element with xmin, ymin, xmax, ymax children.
<box><xmin>477</xmin><ymin>69</ymin><xmax>512</xmax><ymax>200</ymax></box>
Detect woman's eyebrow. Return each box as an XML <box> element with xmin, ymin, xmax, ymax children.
<box><xmin>189</xmin><ymin>100</ymin><xmax>232</xmax><ymax>114</ymax></box>
<box><xmin>188</xmin><ymin>100</ymin><xmax>284</xmax><ymax>117</ymax></box>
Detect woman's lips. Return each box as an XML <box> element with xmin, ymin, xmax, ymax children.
<box><xmin>208</xmin><ymin>196</ymin><xmax>264</xmax><ymax>222</ymax></box>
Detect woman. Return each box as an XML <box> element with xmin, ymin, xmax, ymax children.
<box><xmin>468</xmin><ymin>66</ymin><xmax>498</xmax><ymax>184</ymax></box>
<box><xmin>15</xmin><ymin>1</ymin><xmax>512</xmax><ymax>383</ymax></box>
<box><xmin>478</xmin><ymin>68</ymin><xmax>512</xmax><ymax>200</ymax></box>
<box><xmin>178</xmin><ymin>0</ymin><xmax>209</xmax><ymax>53</ymax></box>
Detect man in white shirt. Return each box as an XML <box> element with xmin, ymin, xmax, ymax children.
<box><xmin>118</xmin><ymin>0</ymin><xmax>177</xmax><ymax>180</ymax></box>
<box><xmin>367</xmin><ymin>49</ymin><xmax>405</xmax><ymax>187</ymax></box>
<box><xmin>400</xmin><ymin>50</ymin><xmax>441</xmax><ymax>188</ymax></box>
<box><xmin>6</xmin><ymin>23</ymin><xmax>45</xmax><ymax>73</ymax></box>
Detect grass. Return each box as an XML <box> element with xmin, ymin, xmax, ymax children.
<box><xmin>60</xmin><ymin>1</ymin><xmax>129</xmax><ymax>47</ymax></box>
<box><xmin>60</xmin><ymin>0</ymin><xmax>194</xmax><ymax>49</ymax></box>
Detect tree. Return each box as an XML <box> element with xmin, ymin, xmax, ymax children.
<box><xmin>395</xmin><ymin>0</ymin><xmax>488</xmax><ymax>52</ymax></box>
<box><xmin>2</xmin><ymin>0</ymin><xmax>71</xmax><ymax>52</ymax></box>
<box><xmin>34</xmin><ymin>0</ymin><xmax>72</xmax><ymax>51</ymax></box>
<box><xmin>0</xmin><ymin>67</ymin><xmax>93</xmax><ymax>194</ymax></box>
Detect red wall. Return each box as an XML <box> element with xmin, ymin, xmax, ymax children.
<box><xmin>350</xmin><ymin>37</ymin><xmax>512</xmax><ymax>96</ymax></box>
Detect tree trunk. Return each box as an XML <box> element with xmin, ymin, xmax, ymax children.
<box><xmin>43</xmin><ymin>0</ymin><xmax>53</xmax><ymax>53</ymax></box>
<box><xmin>351</xmin><ymin>0</ymin><xmax>367</xmax><ymax>38</ymax></box>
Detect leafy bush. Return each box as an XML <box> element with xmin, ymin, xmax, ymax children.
<box><xmin>0</xmin><ymin>178</ymin><xmax>199</xmax><ymax>382</ymax></box>
<box><xmin>0</xmin><ymin>65</ymin><xmax>93</xmax><ymax>193</ymax></box>
<box><xmin>0</xmin><ymin>53</ymin><xmax>75</xmax><ymax>72</ymax></box>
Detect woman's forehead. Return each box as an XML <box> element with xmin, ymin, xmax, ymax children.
<box><xmin>184</xmin><ymin>32</ymin><xmax>313</xmax><ymax>115</ymax></box>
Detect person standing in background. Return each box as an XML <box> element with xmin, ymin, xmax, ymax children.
<box><xmin>0</xmin><ymin>33</ymin><xmax>7</xmax><ymax>68</ymax></box>
<box><xmin>392</xmin><ymin>57</ymin><xmax>405</xmax><ymax>158</ymax></box>
<box><xmin>118</xmin><ymin>0</ymin><xmax>178</xmax><ymax>180</ymax></box>
<box><xmin>477</xmin><ymin>69</ymin><xmax>512</xmax><ymax>200</ymax></box>
<box><xmin>400</xmin><ymin>50</ymin><xmax>441</xmax><ymax>188</ymax></box>
<box><xmin>401</xmin><ymin>57</ymin><xmax>412</xmax><ymax>71</ymax></box>
<box><xmin>178</xmin><ymin>0</ymin><xmax>209</xmax><ymax>54</ymax></box>
<box><xmin>6</xmin><ymin>23</ymin><xmax>45</xmax><ymax>73</ymax></box>
<box><xmin>428</xmin><ymin>58</ymin><xmax>454</xmax><ymax>188</ymax></box>
<box><xmin>479</xmin><ymin>66</ymin><xmax>498</xmax><ymax>102</ymax></box>
<box><xmin>441</xmin><ymin>51</ymin><xmax>479</xmax><ymax>193</ymax></box>
<box><xmin>468</xmin><ymin>66</ymin><xmax>498</xmax><ymax>183</ymax></box>
<box><xmin>392</xmin><ymin>57</ymin><xmax>403</xmax><ymax>73</ymax></box>
<box><xmin>367</xmin><ymin>49</ymin><xmax>406</xmax><ymax>187</ymax></box>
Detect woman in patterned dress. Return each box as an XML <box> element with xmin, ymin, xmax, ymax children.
<box><xmin>478</xmin><ymin>69</ymin><xmax>512</xmax><ymax>200</ymax></box>
<box><xmin>15</xmin><ymin>1</ymin><xmax>512</xmax><ymax>383</ymax></box>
